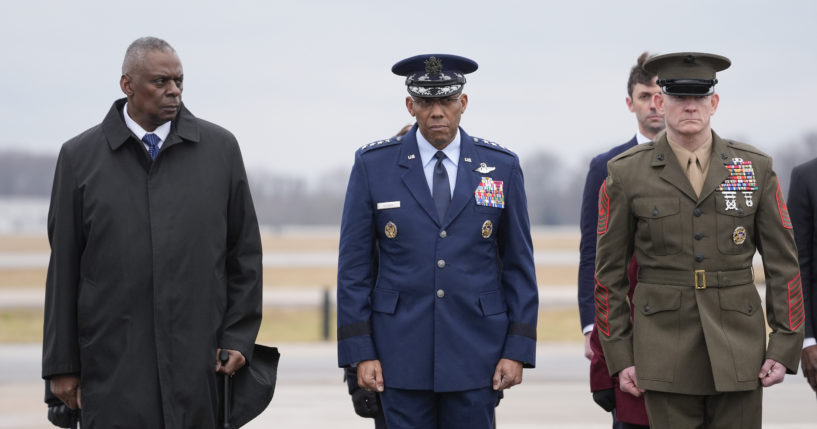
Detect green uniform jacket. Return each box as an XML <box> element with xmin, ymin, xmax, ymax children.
<box><xmin>595</xmin><ymin>130</ymin><xmax>803</xmax><ymax>395</ymax></box>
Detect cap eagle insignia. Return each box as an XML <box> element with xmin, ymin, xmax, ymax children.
<box><xmin>425</xmin><ymin>56</ymin><xmax>443</xmax><ymax>74</ymax></box>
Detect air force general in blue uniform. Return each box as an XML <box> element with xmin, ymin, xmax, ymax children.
<box><xmin>336</xmin><ymin>54</ymin><xmax>539</xmax><ymax>429</ymax></box>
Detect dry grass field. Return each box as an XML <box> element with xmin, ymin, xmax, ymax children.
<box><xmin>0</xmin><ymin>229</ymin><xmax>581</xmax><ymax>289</ymax></box>
<box><xmin>0</xmin><ymin>229</ymin><xmax>584</xmax><ymax>343</ymax></box>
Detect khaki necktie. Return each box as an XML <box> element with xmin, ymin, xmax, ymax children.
<box><xmin>687</xmin><ymin>155</ymin><xmax>705</xmax><ymax>197</ymax></box>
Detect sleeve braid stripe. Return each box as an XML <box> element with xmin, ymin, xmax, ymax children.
<box><xmin>776</xmin><ymin>178</ymin><xmax>793</xmax><ymax>229</ymax></box>
<box><xmin>594</xmin><ymin>272</ymin><xmax>610</xmax><ymax>337</ymax></box>
<box><xmin>597</xmin><ymin>182</ymin><xmax>610</xmax><ymax>235</ymax></box>
<box><xmin>789</xmin><ymin>272</ymin><xmax>804</xmax><ymax>330</ymax></box>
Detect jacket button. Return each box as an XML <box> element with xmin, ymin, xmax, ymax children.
<box><xmin>437</xmin><ymin>259</ymin><xmax>446</xmax><ymax>268</ymax></box>
<box><xmin>440</xmin><ymin>230</ymin><xmax>447</xmax><ymax>238</ymax></box>
<box><xmin>643</xmin><ymin>305</ymin><xmax>650</xmax><ymax>313</ymax></box>
<box><xmin>747</xmin><ymin>305</ymin><xmax>753</xmax><ymax>313</ymax></box>
<box><xmin>652</xmin><ymin>209</ymin><xmax>659</xmax><ymax>216</ymax></box>
<box><xmin>693</xmin><ymin>208</ymin><xmax>702</xmax><ymax>217</ymax></box>
<box><xmin>437</xmin><ymin>289</ymin><xmax>445</xmax><ymax>298</ymax></box>
<box><xmin>695</xmin><ymin>232</ymin><xmax>704</xmax><ymax>240</ymax></box>
<box><xmin>695</xmin><ymin>255</ymin><xmax>705</xmax><ymax>262</ymax></box>
<box><xmin>737</xmin><ymin>208</ymin><xmax>744</xmax><ymax>214</ymax></box>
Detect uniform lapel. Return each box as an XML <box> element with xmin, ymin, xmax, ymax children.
<box><xmin>698</xmin><ymin>131</ymin><xmax>731</xmax><ymax>203</ymax></box>
<box><xmin>398</xmin><ymin>127</ymin><xmax>441</xmax><ymax>225</ymax></box>
<box><xmin>443</xmin><ymin>130</ymin><xmax>482</xmax><ymax>227</ymax></box>
<box><xmin>653</xmin><ymin>135</ymin><xmax>699</xmax><ymax>202</ymax></box>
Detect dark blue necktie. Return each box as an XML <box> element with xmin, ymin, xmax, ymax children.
<box><xmin>433</xmin><ymin>151</ymin><xmax>451</xmax><ymax>220</ymax></box>
<box><xmin>142</xmin><ymin>133</ymin><xmax>160</xmax><ymax>160</ymax></box>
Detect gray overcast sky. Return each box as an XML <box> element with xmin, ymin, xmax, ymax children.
<box><xmin>1</xmin><ymin>0</ymin><xmax>815</xmax><ymax>178</ymax></box>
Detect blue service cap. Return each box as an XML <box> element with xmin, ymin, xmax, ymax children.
<box><xmin>392</xmin><ymin>54</ymin><xmax>478</xmax><ymax>98</ymax></box>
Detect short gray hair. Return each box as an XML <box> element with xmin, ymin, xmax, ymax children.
<box><xmin>122</xmin><ymin>37</ymin><xmax>176</xmax><ymax>74</ymax></box>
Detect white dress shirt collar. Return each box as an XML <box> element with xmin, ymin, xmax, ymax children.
<box><xmin>122</xmin><ymin>102</ymin><xmax>171</xmax><ymax>148</ymax></box>
<box><xmin>635</xmin><ymin>130</ymin><xmax>653</xmax><ymax>144</ymax></box>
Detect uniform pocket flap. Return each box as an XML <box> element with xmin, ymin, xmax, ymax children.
<box><xmin>633</xmin><ymin>198</ymin><xmax>680</xmax><ymax>219</ymax></box>
<box><xmin>479</xmin><ymin>290</ymin><xmax>507</xmax><ymax>316</ymax></box>
<box><xmin>372</xmin><ymin>288</ymin><xmax>399</xmax><ymax>314</ymax></box>
<box><xmin>637</xmin><ymin>287</ymin><xmax>681</xmax><ymax>316</ymax></box>
<box><xmin>718</xmin><ymin>286</ymin><xmax>759</xmax><ymax>316</ymax></box>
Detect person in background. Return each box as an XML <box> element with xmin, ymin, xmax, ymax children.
<box><xmin>787</xmin><ymin>158</ymin><xmax>817</xmax><ymax>396</ymax></box>
<box><xmin>578</xmin><ymin>52</ymin><xmax>662</xmax><ymax>429</ymax></box>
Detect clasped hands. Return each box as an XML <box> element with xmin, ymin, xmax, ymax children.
<box><xmin>356</xmin><ymin>358</ymin><xmax>524</xmax><ymax>392</ymax></box>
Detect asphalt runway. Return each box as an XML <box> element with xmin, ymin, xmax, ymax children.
<box><xmin>3</xmin><ymin>342</ymin><xmax>815</xmax><ymax>428</ymax></box>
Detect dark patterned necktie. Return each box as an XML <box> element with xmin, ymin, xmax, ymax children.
<box><xmin>433</xmin><ymin>151</ymin><xmax>451</xmax><ymax>220</ymax></box>
<box><xmin>142</xmin><ymin>133</ymin><xmax>160</xmax><ymax>160</ymax></box>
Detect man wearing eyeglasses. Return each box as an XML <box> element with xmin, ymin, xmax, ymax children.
<box><xmin>336</xmin><ymin>54</ymin><xmax>539</xmax><ymax>429</ymax></box>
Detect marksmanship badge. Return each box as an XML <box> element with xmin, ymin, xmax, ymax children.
<box><xmin>474</xmin><ymin>177</ymin><xmax>505</xmax><ymax>208</ymax></box>
<box><xmin>384</xmin><ymin>221</ymin><xmax>397</xmax><ymax>239</ymax></box>
<box><xmin>482</xmin><ymin>220</ymin><xmax>493</xmax><ymax>239</ymax></box>
<box><xmin>733</xmin><ymin>226</ymin><xmax>747</xmax><ymax>245</ymax></box>
<box><xmin>717</xmin><ymin>158</ymin><xmax>759</xmax><ymax>211</ymax></box>
<box><xmin>722</xmin><ymin>191</ymin><xmax>738</xmax><ymax>211</ymax></box>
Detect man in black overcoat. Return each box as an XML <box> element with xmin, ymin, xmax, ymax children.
<box><xmin>42</xmin><ymin>36</ymin><xmax>263</xmax><ymax>428</ymax></box>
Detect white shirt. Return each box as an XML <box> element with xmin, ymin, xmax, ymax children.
<box><xmin>635</xmin><ymin>130</ymin><xmax>653</xmax><ymax>144</ymax></box>
<box><xmin>416</xmin><ymin>129</ymin><xmax>460</xmax><ymax>198</ymax></box>
<box><xmin>122</xmin><ymin>102</ymin><xmax>171</xmax><ymax>150</ymax></box>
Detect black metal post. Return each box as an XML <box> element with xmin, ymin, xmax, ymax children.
<box><xmin>322</xmin><ymin>288</ymin><xmax>331</xmax><ymax>341</ymax></box>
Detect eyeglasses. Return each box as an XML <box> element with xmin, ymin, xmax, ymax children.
<box><xmin>411</xmin><ymin>96</ymin><xmax>461</xmax><ymax>110</ymax></box>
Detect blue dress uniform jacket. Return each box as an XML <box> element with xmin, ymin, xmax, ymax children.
<box><xmin>578</xmin><ymin>136</ymin><xmax>638</xmax><ymax>330</ymax></box>
<box><xmin>337</xmin><ymin>124</ymin><xmax>538</xmax><ymax>392</ymax></box>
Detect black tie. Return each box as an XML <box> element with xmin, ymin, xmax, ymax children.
<box><xmin>433</xmin><ymin>151</ymin><xmax>451</xmax><ymax>220</ymax></box>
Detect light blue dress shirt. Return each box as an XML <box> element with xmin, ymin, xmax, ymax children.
<box><xmin>416</xmin><ymin>128</ymin><xmax>460</xmax><ymax>198</ymax></box>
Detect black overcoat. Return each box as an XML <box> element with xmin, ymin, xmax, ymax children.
<box><xmin>42</xmin><ymin>98</ymin><xmax>263</xmax><ymax>428</ymax></box>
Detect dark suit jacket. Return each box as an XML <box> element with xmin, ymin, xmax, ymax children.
<box><xmin>578</xmin><ymin>136</ymin><xmax>638</xmax><ymax>329</ymax></box>
<box><xmin>580</xmin><ymin>136</ymin><xmax>647</xmax><ymax>425</ymax></box>
<box><xmin>337</xmin><ymin>124</ymin><xmax>538</xmax><ymax>392</ymax></box>
<box><xmin>788</xmin><ymin>158</ymin><xmax>817</xmax><ymax>340</ymax></box>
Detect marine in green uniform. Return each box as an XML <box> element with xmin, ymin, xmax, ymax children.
<box><xmin>594</xmin><ymin>52</ymin><xmax>804</xmax><ymax>428</ymax></box>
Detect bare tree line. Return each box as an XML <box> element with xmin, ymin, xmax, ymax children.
<box><xmin>2</xmin><ymin>132</ymin><xmax>815</xmax><ymax>226</ymax></box>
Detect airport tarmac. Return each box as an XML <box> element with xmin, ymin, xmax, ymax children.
<box><xmin>2</xmin><ymin>342</ymin><xmax>815</xmax><ymax>428</ymax></box>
